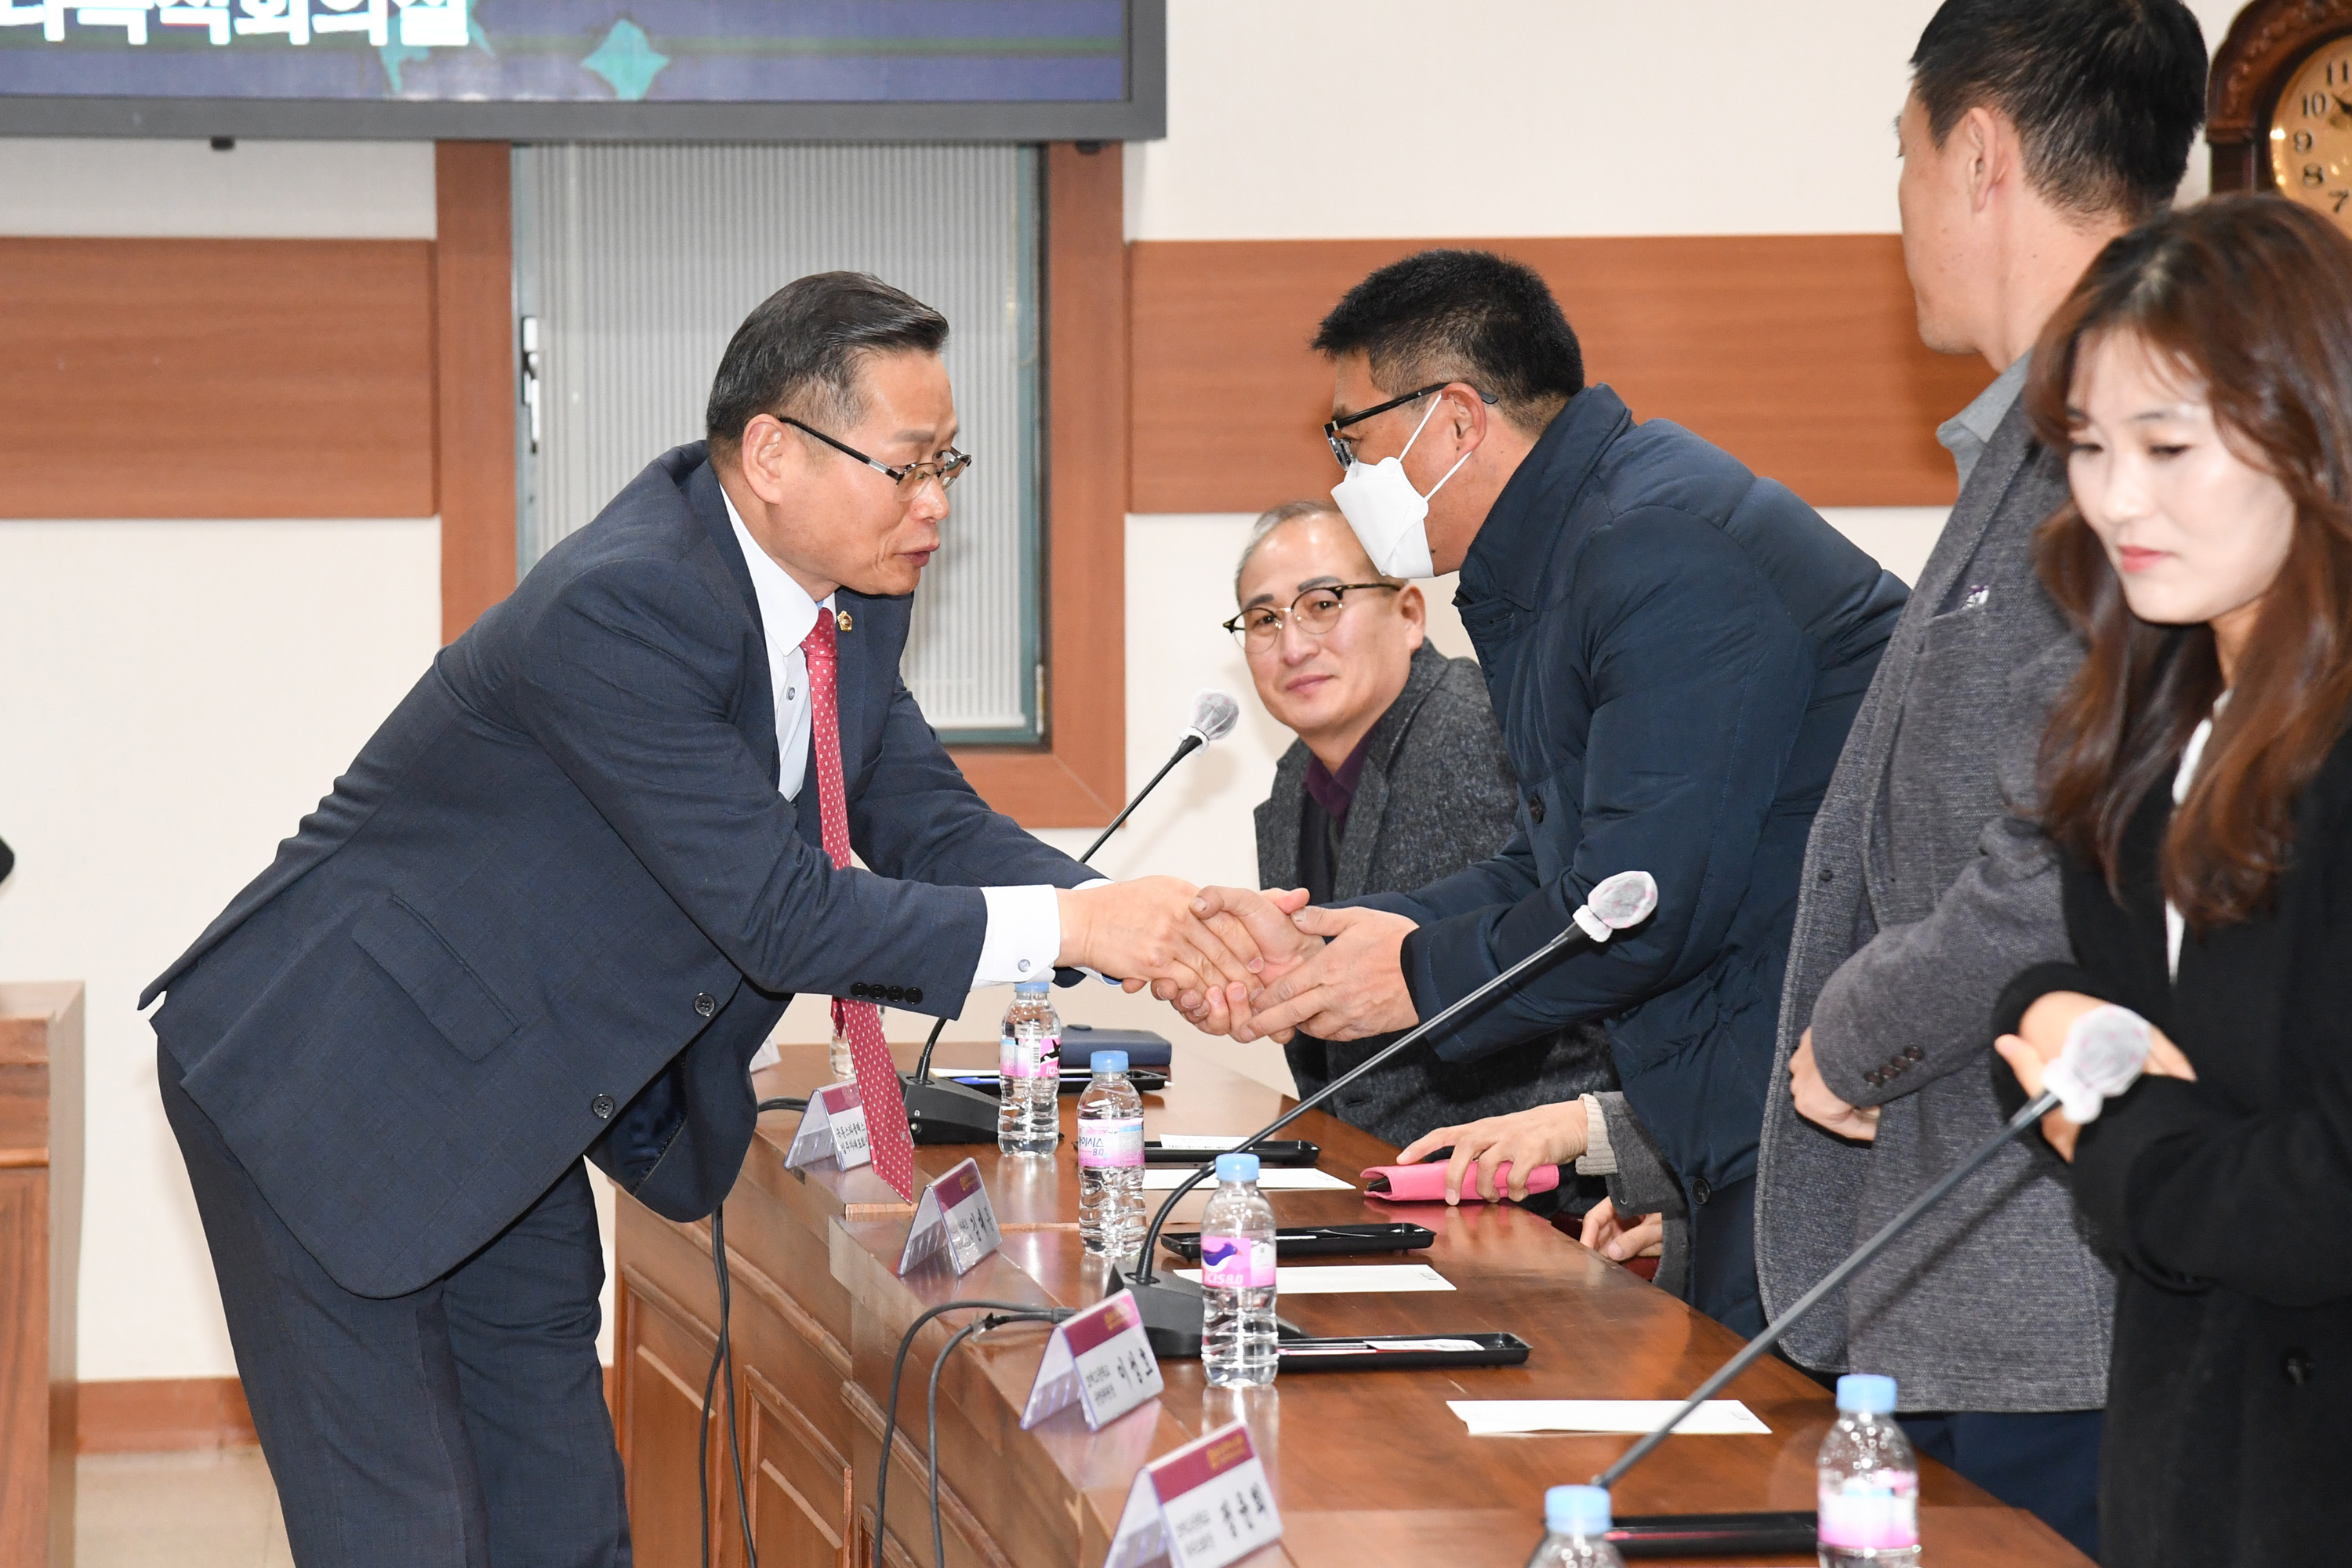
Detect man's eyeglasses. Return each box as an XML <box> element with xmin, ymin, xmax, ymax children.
<box><xmin>1222</xmin><ymin>583</ymin><xmax>1399</xmax><ymax>650</ymax></box>
<box><xmin>782</xmin><ymin>416</ymin><xmax>973</xmax><ymax>492</ymax></box>
<box><xmin>1323</xmin><ymin>382</ymin><xmax>1496</xmax><ymax>470</ymax></box>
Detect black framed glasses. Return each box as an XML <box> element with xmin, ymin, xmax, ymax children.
<box><xmin>1323</xmin><ymin>382</ymin><xmax>1495</xmax><ymax>470</ymax></box>
<box><xmin>781</xmin><ymin>416</ymin><xmax>973</xmax><ymax>492</ymax></box>
<box><xmin>1222</xmin><ymin>583</ymin><xmax>1399</xmax><ymax>650</ymax></box>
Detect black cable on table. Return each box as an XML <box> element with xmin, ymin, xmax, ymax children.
<box><xmin>927</xmin><ymin>1312</ymin><xmax>1065</xmax><ymax>1568</ymax></box>
<box><xmin>757</xmin><ymin>1097</ymin><xmax>807</xmax><ymax>1115</ymax></box>
<box><xmin>871</xmin><ymin>1300</ymin><xmax>1072</xmax><ymax>1568</ymax></box>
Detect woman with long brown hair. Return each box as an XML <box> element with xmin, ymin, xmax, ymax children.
<box><xmin>1991</xmin><ymin>192</ymin><xmax>2352</xmax><ymax>1566</ymax></box>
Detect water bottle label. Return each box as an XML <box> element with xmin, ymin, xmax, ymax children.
<box><xmin>1197</xmin><ymin>1236</ymin><xmax>1276</xmax><ymax>1289</ymax></box>
<box><xmin>1077</xmin><ymin>1116</ymin><xmax>1145</xmax><ymax>1167</ymax></box>
<box><xmin>1000</xmin><ymin>1030</ymin><xmax>1061</xmax><ymax>1079</ymax></box>
<box><xmin>1817</xmin><ymin>1475</ymin><xmax>1920</xmax><ymax>1550</ymax></box>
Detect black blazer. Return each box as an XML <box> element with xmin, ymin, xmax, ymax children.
<box><xmin>143</xmin><ymin>445</ymin><xmax>1091</xmax><ymax>1298</ymax></box>
<box><xmin>1996</xmin><ymin>725</ymin><xmax>2352</xmax><ymax>1568</ymax></box>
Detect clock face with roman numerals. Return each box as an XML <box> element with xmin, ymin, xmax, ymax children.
<box><xmin>2270</xmin><ymin>38</ymin><xmax>2352</xmax><ymax>231</ymax></box>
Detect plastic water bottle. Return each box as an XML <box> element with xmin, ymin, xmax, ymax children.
<box><xmin>1076</xmin><ymin>1051</ymin><xmax>1145</xmax><ymax>1256</ymax></box>
<box><xmin>996</xmin><ymin>982</ymin><xmax>1060</xmax><ymax>1156</ymax></box>
<box><xmin>1526</xmin><ymin>1485</ymin><xmax>1626</xmax><ymax>1567</ymax></box>
<box><xmin>827</xmin><ymin>1021</ymin><xmax>855</xmax><ymax>1084</ymax></box>
<box><xmin>1817</xmin><ymin>1374</ymin><xmax>1921</xmax><ymax>1566</ymax></box>
<box><xmin>1199</xmin><ymin>1152</ymin><xmax>1277</xmax><ymax>1387</ymax></box>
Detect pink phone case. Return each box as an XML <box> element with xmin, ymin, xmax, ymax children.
<box><xmin>1359</xmin><ymin>1161</ymin><xmax>1560</xmax><ymax>1203</ymax></box>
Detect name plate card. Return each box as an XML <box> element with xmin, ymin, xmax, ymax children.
<box><xmin>896</xmin><ymin>1157</ymin><xmax>1002</xmax><ymax>1277</ymax></box>
<box><xmin>1105</xmin><ymin>1419</ymin><xmax>1282</xmax><ymax>1568</ymax></box>
<box><xmin>1018</xmin><ymin>1289</ymin><xmax>1163</xmax><ymax>1431</ymax></box>
<box><xmin>782</xmin><ymin>1082</ymin><xmax>870</xmax><ymax>1171</ymax></box>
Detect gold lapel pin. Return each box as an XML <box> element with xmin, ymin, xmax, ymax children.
<box><xmin>835</xmin><ymin>608</ymin><xmax>853</xmax><ymax>633</ymax></box>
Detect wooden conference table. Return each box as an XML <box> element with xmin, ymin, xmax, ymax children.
<box><xmin>610</xmin><ymin>1040</ymin><xmax>2091</xmax><ymax>1568</ymax></box>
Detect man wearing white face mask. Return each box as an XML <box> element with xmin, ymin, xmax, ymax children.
<box><xmin>1189</xmin><ymin>250</ymin><xmax>1908</xmax><ymax>1334</ymax></box>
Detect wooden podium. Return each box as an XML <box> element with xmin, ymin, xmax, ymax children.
<box><xmin>612</xmin><ymin>1040</ymin><xmax>2091</xmax><ymax>1567</ymax></box>
<box><xmin>0</xmin><ymin>982</ymin><xmax>82</xmax><ymax>1568</ymax></box>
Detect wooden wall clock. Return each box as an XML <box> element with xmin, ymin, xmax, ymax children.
<box><xmin>2211</xmin><ymin>0</ymin><xmax>2352</xmax><ymax>230</ymax></box>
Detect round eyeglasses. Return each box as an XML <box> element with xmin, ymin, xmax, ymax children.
<box><xmin>1222</xmin><ymin>583</ymin><xmax>1399</xmax><ymax>651</ymax></box>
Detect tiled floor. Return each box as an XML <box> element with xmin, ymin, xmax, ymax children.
<box><xmin>78</xmin><ymin>1448</ymin><xmax>291</xmax><ymax>1568</ymax></box>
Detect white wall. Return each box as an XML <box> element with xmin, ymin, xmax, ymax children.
<box><xmin>0</xmin><ymin>520</ymin><xmax>441</xmax><ymax>1379</ymax></box>
<box><xmin>0</xmin><ymin>137</ymin><xmax>436</xmax><ymax>237</ymax></box>
<box><xmin>0</xmin><ymin>139</ymin><xmax>441</xmax><ymax>1383</ymax></box>
<box><xmin>1127</xmin><ymin>0</ymin><xmax>2242</xmax><ymax>241</ymax></box>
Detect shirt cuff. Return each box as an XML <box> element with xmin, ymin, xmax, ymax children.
<box><xmin>1573</xmin><ymin>1094</ymin><xmax>1617</xmax><ymax>1175</ymax></box>
<box><xmin>975</xmin><ymin>880</ymin><xmax>1110</xmax><ymax>988</ymax></box>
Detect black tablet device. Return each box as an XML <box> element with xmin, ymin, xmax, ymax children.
<box><xmin>1273</xmin><ymin>1332</ymin><xmax>1530</xmax><ymax>1373</ymax></box>
<box><xmin>1156</xmin><ymin>1223</ymin><xmax>1435</xmax><ymax>1261</ymax></box>
<box><xmin>1142</xmin><ymin>1139</ymin><xmax>1319</xmax><ymax>1167</ymax></box>
<box><xmin>1605</xmin><ymin>1511</ymin><xmax>1819</xmax><ymax>1558</ymax></box>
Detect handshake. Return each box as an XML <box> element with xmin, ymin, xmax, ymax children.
<box><xmin>1052</xmin><ymin>878</ymin><xmax>1428</xmax><ymax>1044</ymax></box>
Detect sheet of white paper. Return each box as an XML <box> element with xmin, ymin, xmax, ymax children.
<box><xmin>1177</xmin><ymin>1264</ymin><xmax>1454</xmax><ymax>1295</ymax></box>
<box><xmin>1152</xmin><ymin>1134</ymin><xmax>1244</xmax><ymax>1151</ymax></box>
<box><xmin>1445</xmin><ymin>1400</ymin><xmax>1768</xmax><ymax>1436</ymax></box>
<box><xmin>1139</xmin><ymin>1167</ymin><xmax>1352</xmax><ymax>1191</ymax></box>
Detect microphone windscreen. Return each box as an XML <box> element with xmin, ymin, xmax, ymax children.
<box><xmin>1187</xmin><ymin>689</ymin><xmax>1240</xmax><ymax>743</ymax></box>
<box><xmin>1587</xmin><ymin>870</ymin><xmax>1659</xmax><ymax>931</ymax></box>
<box><xmin>2060</xmin><ymin>1004</ymin><xmax>2151</xmax><ymax>1099</ymax></box>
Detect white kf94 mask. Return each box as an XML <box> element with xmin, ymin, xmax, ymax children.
<box><xmin>1329</xmin><ymin>392</ymin><xmax>1472</xmax><ymax>580</ymax></box>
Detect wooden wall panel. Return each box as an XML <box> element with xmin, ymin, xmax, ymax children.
<box><xmin>434</xmin><ymin>143</ymin><xmax>519</xmax><ymax>643</ymax></box>
<box><xmin>0</xmin><ymin>982</ymin><xmax>79</xmax><ymax>1567</ymax></box>
<box><xmin>1130</xmin><ymin>234</ymin><xmax>1994</xmax><ymax>514</ymax></box>
<box><xmin>75</xmin><ymin>1377</ymin><xmax>255</xmax><ymax>1454</ymax></box>
<box><xmin>0</xmin><ymin>238</ymin><xmax>434</xmax><ymax>520</ymax></box>
<box><xmin>950</xmin><ymin>143</ymin><xmax>1128</xmax><ymax>826</ymax></box>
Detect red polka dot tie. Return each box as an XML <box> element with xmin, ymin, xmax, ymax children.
<box><xmin>802</xmin><ymin>609</ymin><xmax>919</xmax><ymax>1202</ymax></box>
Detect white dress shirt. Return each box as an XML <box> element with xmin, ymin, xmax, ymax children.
<box><xmin>2166</xmin><ymin>695</ymin><xmax>2228</xmax><ymax>979</ymax></box>
<box><xmin>723</xmin><ymin>488</ymin><xmax>1073</xmax><ymax>986</ymax></box>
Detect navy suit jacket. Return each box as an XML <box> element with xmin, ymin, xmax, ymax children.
<box><xmin>1363</xmin><ymin>387</ymin><xmax>1907</xmax><ymax>1194</ymax></box>
<box><xmin>143</xmin><ymin>444</ymin><xmax>1092</xmax><ymax>1298</ymax></box>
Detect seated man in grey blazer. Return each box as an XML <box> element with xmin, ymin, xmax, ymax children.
<box><xmin>1233</xmin><ymin>499</ymin><xmax>1617</xmax><ymax>1153</ymax></box>
<box><xmin>140</xmin><ymin>273</ymin><xmax>1262</xmax><ymax>1566</ymax></box>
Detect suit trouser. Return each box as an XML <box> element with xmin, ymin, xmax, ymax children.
<box><xmin>159</xmin><ymin>1041</ymin><xmax>630</xmax><ymax>1568</ymax></box>
<box><xmin>1688</xmin><ymin>1175</ymin><xmax>1763</xmax><ymax>1338</ymax></box>
<box><xmin>1900</xmin><ymin>1409</ymin><xmax>2103</xmax><ymax>1562</ymax></box>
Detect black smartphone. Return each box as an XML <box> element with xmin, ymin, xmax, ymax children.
<box><xmin>1156</xmin><ymin>1223</ymin><xmax>1435</xmax><ymax>1261</ymax></box>
<box><xmin>940</xmin><ymin>1068</ymin><xmax>1168</xmax><ymax>1096</ymax></box>
<box><xmin>1142</xmin><ymin>1139</ymin><xmax>1319</xmax><ymax>1167</ymax></box>
<box><xmin>1273</xmin><ymin>1332</ymin><xmax>1530</xmax><ymax>1373</ymax></box>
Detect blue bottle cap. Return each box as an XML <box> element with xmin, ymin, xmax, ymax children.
<box><xmin>1013</xmin><ymin>979</ymin><xmax>1052</xmax><ymax>996</ymax></box>
<box><xmin>1091</xmin><ymin>1050</ymin><xmax>1129</xmax><ymax>1074</ymax></box>
<box><xmin>1213</xmin><ymin>1152</ymin><xmax>1260</xmax><ymax>1183</ymax></box>
<box><xmin>1836</xmin><ymin>1374</ymin><xmax>1898</xmax><ymax>1416</ymax></box>
<box><xmin>1544</xmin><ymin>1484</ymin><xmax>1611</xmax><ymax>1534</ymax></box>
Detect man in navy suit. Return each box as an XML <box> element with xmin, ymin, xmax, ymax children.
<box><xmin>142</xmin><ymin>274</ymin><xmax>1257</xmax><ymax>1566</ymax></box>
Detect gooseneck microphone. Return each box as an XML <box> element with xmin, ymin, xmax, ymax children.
<box><xmin>899</xmin><ymin>691</ymin><xmax>1244</xmax><ymax>1143</ymax></box>
<box><xmin>1080</xmin><ymin>690</ymin><xmax>1241</xmax><ymax>863</ymax></box>
<box><xmin>1592</xmin><ymin>1003</ymin><xmax>2154</xmax><ymax>1490</ymax></box>
<box><xmin>1107</xmin><ymin>869</ymin><xmax>1661</xmax><ymax>1357</ymax></box>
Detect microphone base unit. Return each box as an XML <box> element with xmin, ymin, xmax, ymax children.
<box><xmin>1101</xmin><ymin>1260</ymin><xmax>1301</xmax><ymax>1359</ymax></box>
<box><xmin>898</xmin><ymin>1079</ymin><xmax>1009</xmax><ymax>1145</ymax></box>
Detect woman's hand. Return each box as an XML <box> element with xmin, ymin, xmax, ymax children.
<box><xmin>1996</xmin><ymin>990</ymin><xmax>2198</xmax><ymax>1163</ymax></box>
<box><xmin>1396</xmin><ymin>1100</ymin><xmax>1590</xmax><ymax>1203</ymax></box>
<box><xmin>1578</xmin><ymin>1197</ymin><xmax>1665</xmax><ymax>1261</ymax></box>
<box><xmin>1993</xmin><ymin>1031</ymin><xmax>2082</xmax><ymax>1162</ymax></box>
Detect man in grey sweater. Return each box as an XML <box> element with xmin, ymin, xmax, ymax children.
<box><xmin>1236</xmin><ymin>501</ymin><xmax>1619</xmax><ymax>1153</ymax></box>
<box><xmin>1754</xmin><ymin>3</ymin><xmax>2207</xmax><ymax>1558</ymax></box>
